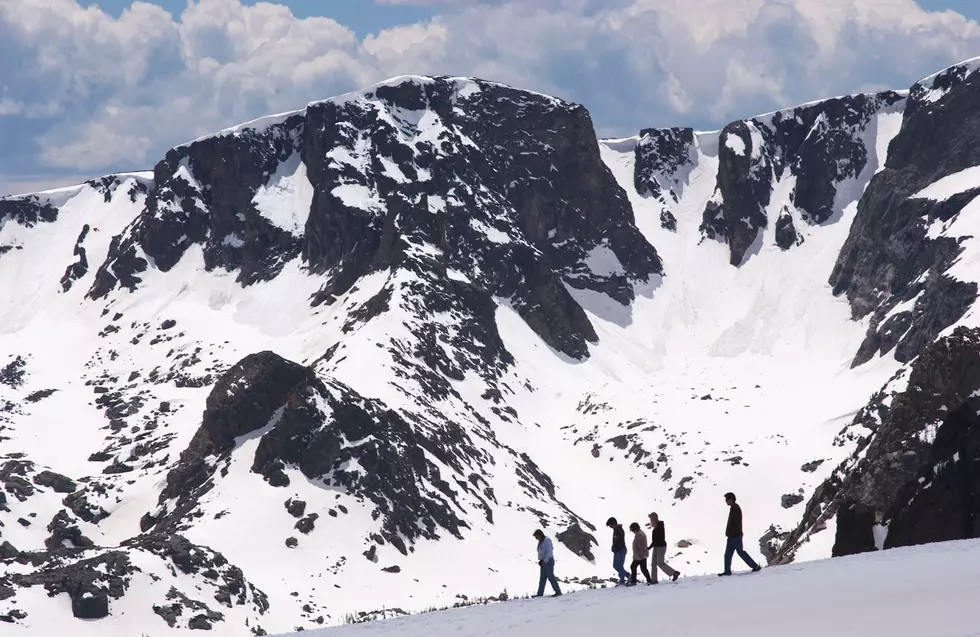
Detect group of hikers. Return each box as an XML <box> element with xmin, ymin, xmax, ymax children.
<box><xmin>532</xmin><ymin>492</ymin><xmax>762</xmax><ymax>597</ymax></box>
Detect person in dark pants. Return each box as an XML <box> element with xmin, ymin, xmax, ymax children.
<box><xmin>628</xmin><ymin>522</ymin><xmax>653</xmax><ymax>585</ymax></box>
<box><xmin>532</xmin><ymin>529</ymin><xmax>562</xmax><ymax>597</ymax></box>
<box><xmin>719</xmin><ymin>492</ymin><xmax>762</xmax><ymax>576</ymax></box>
<box><xmin>647</xmin><ymin>512</ymin><xmax>680</xmax><ymax>583</ymax></box>
<box><xmin>606</xmin><ymin>517</ymin><xmax>630</xmax><ymax>584</ymax></box>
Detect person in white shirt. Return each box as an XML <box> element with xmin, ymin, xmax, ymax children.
<box><xmin>532</xmin><ymin>529</ymin><xmax>563</xmax><ymax>597</ymax></box>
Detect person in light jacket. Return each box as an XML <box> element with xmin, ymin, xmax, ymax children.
<box><xmin>647</xmin><ymin>512</ymin><xmax>680</xmax><ymax>583</ymax></box>
<box><xmin>532</xmin><ymin>529</ymin><xmax>562</xmax><ymax>597</ymax></box>
<box><xmin>628</xmin><ymin>522</ymin><xmax>653</xmax><ymax>585</ymax></box>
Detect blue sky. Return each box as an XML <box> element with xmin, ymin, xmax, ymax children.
<box><xmin>3</xmin><ymin>0</ymin><xmax>980</xmax><ymax>196</ymax></box>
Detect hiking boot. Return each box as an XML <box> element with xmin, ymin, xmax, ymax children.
<box><xmin>672</xmin><ymin>572</ymin><xmax>680</xmax><ymax>582</ymax></box>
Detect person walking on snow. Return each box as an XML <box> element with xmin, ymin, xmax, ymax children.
<box><xmin>628</xmin><ymin>522</ymin><xmax>653</xmax><ymax>585</ymax></box>
<box><xmin>647</xmin><ymin>512</ymin><xmax>680</xmax><ymax>583</ymax></box>
<box><xmin>532</xmin><ymin>529</ymin><xmax>562</xmax><ymax>597</ymax></box>
<box><xmin>719</xmin><ymin>492</ymin><xmax>762</xmax><ymax>576</ymax></box>
<box><xmin>606</xmin><ymin>517</ymin><xmax>630</xmax><ymax>585</ymax></box>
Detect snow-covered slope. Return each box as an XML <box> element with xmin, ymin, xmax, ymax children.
<box><xmin>280</xmin><ymin>538</ymin><xmax>980</xmax><ymax>637</ymax></box>
<box><xmin>2</xmin><ymin>61</ymin><xmax>980</xmax><ymax>635</ymax></box>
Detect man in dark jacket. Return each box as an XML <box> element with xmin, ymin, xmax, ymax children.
<box><xmin>719</xmin><ymin>492</ymin><xmax>762</xmax><ymax>576</ymax></box>
<box><xmin>606</xmin><ymin>517</ymin><xmax>630</xmax><ymax>585</ymax></box>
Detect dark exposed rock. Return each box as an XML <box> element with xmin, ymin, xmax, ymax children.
<box><xmin>0</xmin><ymin>541</ymin><xmax>20</xmax><ymax>560</ymax></box>
<box><xmin>780</xmin><ymin>493</ymin><xmax>804</xmax><ymax>509</ymax></box>
<box><xmin>759</xmin><ymin>525</ymin><xmax>790</xmax><ymax>564</ymax></box>
<box><xmin>249</xmin><ymin>374</ymin><xmax>472</xmax><ymax>550</ymax></box>
<box><xmin>832</xmin><ymin>69</ymin><xmax>980</xmax><ymax>367</ymax></box>
<box><xmin>774</xmin><ymin>209</ymin><xmax>801</xmax><ymax>250</ymax></box>
<box><xmin>883</xmin><ymin>394</ymin><xmax>980</xmax><ymax>547</ymax></box>
<box><xmin>776</xmin><ymin>327</ymin><xmax>980</xmax><ymax>563</ymax></box>
<box><xmin>556</xmin><ymin>523</ymin><xmax>597</xmax><ymax>562</ymax></box>
<box><xmin>33</xmin><ymin>471</ymin><xmax>77</xmax><ymax>494</ymax></box>
<box><xmin>833</xmin><ymin>502</ymin><xmax>878</xmax><ymax>556</ymax></box>
<box><xmin>629</xmin><ymin>91</ymin><xmax>900</xmax><ymax>265</ymax></box>
<box><xmin>152</xmin><ymin>585</ymin><xmax>228</xmax><ymax>630</ymax></box>
<box><xmin>0</xmin><ymin>356</ymin><xmax>27</xmax><ymax>388</ymax></box>
<box><xmin>285</xmin><ymin>498</ymin><xmax>306</xmax><ymax>518</ymax></box>
<box><xmin>673</xmin><ymin>476</ymin><xmax>694</xmax><ymax>500</ymax></box>
<box><xmin>11</xmin><ymin>548</ymin><xmax>132</xmax><ymax>619</ymax></box>
<box><xmin>151</xmin><ymin>351</ymin><xmax>314</xmax><ymax>531</ymax></box>
<box><xmin>660</xmin><ymin>210</ymin><xmax>677</xmax><ymax>231</ymax></box>
<box><xmin>0</xmin><ymin>609</ymin><xmax>27</xmax><ymax>623</ymax></box>
<box><xmin>72</xmin><ymin>589</ymin><xmax>109</xmax><ymax>619</ymax></box>
<box><xmin>285</xmin><ymin>537</ymin><xmax>298</xmax><ymax>549</ymax></box>
<box><xmin>775</xmin><ymin>92</ymin><xmax>904</xmax><ymax>224</ymax></box>
<box><xmin>381</xmin><ymin>565</ymin><xmax>401</xmax><ymax>573</ymax></box>
<box><xmin>295</xmin><ymin>513</ymin><xmax>319</xmax><ymax>535</ymax></box>
<box><xmin>60</xmin><ymin>224</ymin><xmax>91</xmax><ymax>292</ymax></box>
<box><xmin>24</xmin><ymin>389</ymin><xmax>57</xmax><ymax>403</ymax></box>
<box><xmin>88</xmin><ymin>78</ymin><xmax>659</xmax><ymax>364</ymax></box>
<box><xmin>63</xmin><ymin>489</ymin><xmax>110</xmax><ymax>524</ymax></box>
<box><xmin>700</xmin><ymin>121</ymin><xmax>772</xmax><ymax>266</ymax></box>
<box><xmin>4</xmin><ymin>476</ymin><xmax>34</xmax><ymax>501</ymax></box>
<box><xmin>45</xmin><ymin>510</ymin><xmax>95</xmax><ymax>550</ymax></box>
<box><xmin>189</xmin><ymin>614</ymin><xmax>214</xmax><ymax>630</ymax></box>
<box><xmin>0</xmin><ymin>195</ymin><xmax>59</xmax><ymax>229</ymax></box>
<box><xmin>634</xmin><ymin>127</ymin><xmax>694</xmax><ymax>200</ymax></box>
<box><xmin>800</xmin><ymin>459</ymin><xmax>825</xmax><ymax>473</ymax></box>
<box><xmin>363</xmin><ymin>545</ymin><xmax>378</xmax><ymax>563</ymax></box>
<box><xmin>102</xmin><ymin>461</ymin><xmax>134</xmax><ymax>475</ymax></box>
<box><xmin>86</xmin><ymin>232</ymin><xmax>149</xmax><ymax>299</ymax></box>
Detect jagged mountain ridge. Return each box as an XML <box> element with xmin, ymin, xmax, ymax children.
<box><xmin>1</xmin><ymin>60</ymin><xmax>980</xmax><ymax>635</ymax></box>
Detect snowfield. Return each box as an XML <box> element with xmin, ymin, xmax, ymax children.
<box><xmin>279</xmin><ymin>538</ymin><xmax>980</xmax><ymax>637</ymax></box>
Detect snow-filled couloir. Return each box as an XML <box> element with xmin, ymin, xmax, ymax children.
<box><xmin>2</xmin><ymin>62</ymin><xmax>980</xmax><ymax>635</ymax></box>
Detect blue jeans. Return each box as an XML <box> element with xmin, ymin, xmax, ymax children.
<box><xmin>537</xmin><ymin>558</ymin><xmax>561</xmax><ymax>596</ymax></box>
<box><xmin>723</xmin><ymin>536</ymin><xmax>760</xmax><ymax>573</ymax></box>
<box><xmin>612</xmin><ymin>549</ymin><xmax>629</xmax><ymax>583</ymax></box>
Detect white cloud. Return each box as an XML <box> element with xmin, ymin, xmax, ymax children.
<box><xmin>0</xmin><ymin>98</ymin><xmax>23</xmax><ymax>116</ymax></box>
<box><xmin>1</xmin><ymin>0</ymin><xmax>979</xmax><ymax>194</ymax></box>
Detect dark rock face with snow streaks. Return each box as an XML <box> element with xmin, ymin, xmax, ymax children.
<box><xmin>832</xmin><ymin>69</ymin><xmax>980</xmax><ymax>367</ymax></box>
<box><xmin>89</xmin><ymin>77</ymin><xmax>660</xmax><ymax>361</ymax></box>
<box><xmin>698</xmin><ymin>92</ymin><xmax>904</xmax><ymax>265</ymax></box>
<box><xmin>774</xmin><ymin>327</ymin><xmax>980</xmax><ymax>562</ymax></box>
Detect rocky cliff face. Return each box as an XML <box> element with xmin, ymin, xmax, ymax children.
<box><xmin>765</xmin><ymin>61</ymin><xmax>980</xmax><ymax>563</ymax></box>
<box><xmin>884</xmin><ymin>393</ymin><xmax>980</xmax><ymax>547</ymax></box>
<box><xmin>89</xmin><ymin>76</ymin><xmax>660</xmax><ymax>360</ymax></box>
<box><xmin>697</xmin><ymin>93</ymin><xmax>905</xmax><ymax>265</ymax></box>
<box><xmin>146</xmin><ymin>350</ymin><xmax>597</xmax><ymax>557</ymax></box>
<box><xmin>831</xmin><ymin>63</ymin><xmax>980</xmax><ymax>367</ymax></box>
<box><xmin>773</xmin><ymin>327</ymin><xmax>980</xmax><ymax>563</ymax></box>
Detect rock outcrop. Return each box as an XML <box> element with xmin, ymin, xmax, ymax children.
<box><xmin>832</xmin><ymin>64</ymin><xmax>980</xmax><ymax>367</ymax></box>
<box><xmin>0</xmin><ymin>533</ymin><xmax>268</xmax><ymax>631</ymax></box>
<box><xmin>87</xmin><ymin>77</ymin><xmax>661</xmax><ymax>361</ymax></box>
<box><xmin>774</xmin><ymin>327</ymin><xmax>980</xmax><ymax>562</ymax></box>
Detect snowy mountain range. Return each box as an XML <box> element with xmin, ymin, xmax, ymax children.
<box><xmin>2</xmin><ymin>57</ymin><xmax>980</xmax><ymax>636</ymax></box>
